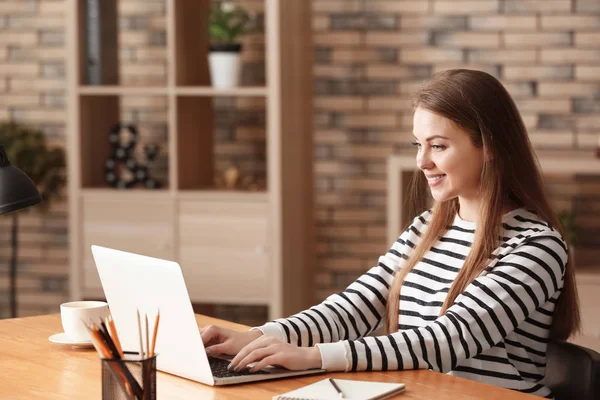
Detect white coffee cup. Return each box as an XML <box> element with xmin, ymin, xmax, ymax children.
<box><xmin>60</xmin><ymin>301</ymin><xmax>109</xmax><ymax>341</ymax></box>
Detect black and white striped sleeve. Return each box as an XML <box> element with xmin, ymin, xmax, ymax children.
<box><xmin>315</xmin><ymin>232</ymin><xmax>567</xmax><ymax>372</ymax></box>
<box><xmin>253</xmin><ymin>212</ymin><xmax>430</xmax><ymax>347</ymax></box>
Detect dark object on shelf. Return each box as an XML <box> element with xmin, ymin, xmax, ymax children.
<box><xmin>135</xmin><ymin>166</ymin><xmax>149</xmax><ymax>182</ymax></box>
<box><xmin>144</xmin><ymin>144</ymin><xmax>159</xmax><ymax>161</ymax></box>
<box><xmin>144</xmin><ymin>178</ymin><xmax>161</xmax><ymax>190</ymax></box>
<box><xmin>214</xmin><ymin>166</ymin><xmax>261</xmax><ymax>191</ymax></box>
<box><xmin>83</xmin><ymin>0</ymin><xmax>118</xmax><ymax>85</ymax></box>
<box><xmin>109</xmin><ymin>124</ymin><xmax>138</xmax><ymax>150</ymax></box>
<box><xmin>125</xmin><ymin>158</ymin><xmax>137</xmax><ymax>171</ymax></box>
<box><xmin>104</xmin><ymin>124</ymin><xmax>163</xmax><ymax>190</ymax></box>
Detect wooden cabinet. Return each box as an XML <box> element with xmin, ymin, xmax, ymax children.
<box><xmin>178</xmin><ymin>194</ymin><xmax>269</xmax><ymax>304</ymax></box>
<box><xmin>66</xmin><ymin>0</ymin><xmax>314</xmax><ymax>320</ymax></box>
<box><xmin>80</xmin><ymin>192</ymin><xmax>175</xmax><ymax>295</ymax></box>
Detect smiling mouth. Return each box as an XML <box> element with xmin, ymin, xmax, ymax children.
<box><xmin>426</xmin><ymin>174</ymin><xmax>446</xmax><ymax>183</ymax></box>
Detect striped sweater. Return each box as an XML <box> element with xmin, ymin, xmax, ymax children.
<box><xmin>257</xmin><ymin>208</ymin><xmax>567</xmax><ymax>398</ymax></box>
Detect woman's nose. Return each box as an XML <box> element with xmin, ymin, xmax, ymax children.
<box><xmin>416</xmin><ymin>149</ymin><xmax>433</xmax><ymax>170</ymax></box>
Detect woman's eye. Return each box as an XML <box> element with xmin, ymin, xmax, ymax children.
<box><xmin>432</xmin><ymin>144</ymin><xmax>445</xmax><ymax>151</ymax></box>
<box><xmin>411</xmin><ymin>142</ymin><xmax>421</xmax><ymax>148</ymax></box>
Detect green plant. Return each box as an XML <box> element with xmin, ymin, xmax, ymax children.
<box><xmin>0</xmin><ymin>121</ymin><xmax>65</xmax><ymax>317</ymax></box>
<box><xmin>209</xmin><ymin>1</ymin><xmax>252</xmax><ymax>45</ymax></box>
<box><xmin>558</xmin><ymin>209</ymin><xmax>578</xmax><ymax>247</ymax></box>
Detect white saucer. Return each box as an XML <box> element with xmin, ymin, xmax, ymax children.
<box><xmin>49</xmin><ymin>332</ymin><xmax>93</xmax><ymax>348</ymax></box>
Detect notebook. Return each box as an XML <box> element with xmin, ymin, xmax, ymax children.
<box><xmin>272</xmin><ymin>378</ymin><xmax>406</xmax><ymax>400</ymax></box>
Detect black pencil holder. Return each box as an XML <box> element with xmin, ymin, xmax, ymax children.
<box><xmin>101</xmin><ymin>351</ymin><xmax>157</xmax><ymax>400</ymax></box>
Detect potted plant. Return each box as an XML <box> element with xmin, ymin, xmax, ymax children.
<box><xmin>0</xmin><ymin>121</ymin><xmax>65</xmax><ymax>317</ymax></box>
<box><xmin>208</xmin><ymin>1</ymin><xmax>252</xmax><ymax>88</ymax></box>
<box><xmin>558</xmin><ymin>209</ymin><xmax>579</xmax><ymax>268</ymax></box>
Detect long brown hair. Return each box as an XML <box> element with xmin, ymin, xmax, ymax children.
<box><xmin>385</xmin><ymin>69</ymin><xmax>580</xmax><ymax>340</ymax></box>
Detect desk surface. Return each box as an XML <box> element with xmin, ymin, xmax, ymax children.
<box><xmin>0</xmin><ymin>314</ymin><xmax>538</xmax><ymax>400</ymax></box>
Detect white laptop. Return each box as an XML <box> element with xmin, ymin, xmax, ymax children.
<box><xmin>91</xmin><ymin>245</ymin><xmax>324</xmax><ymax>385</ymax></box>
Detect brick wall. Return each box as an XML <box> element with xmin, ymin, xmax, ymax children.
<box><xmin>0</xmin><ymin>0</ymin><xmax>68</xmax><ymax>318</ymax></box>
<box><xmin>1</xmin><ymin>0</ymin><xmax>599</xmax><ymax>323</ymax></box>
<box><xmin>312</xmin><ymin>0</ymin><xmax>600</xmax><ymax>302</ymax></box>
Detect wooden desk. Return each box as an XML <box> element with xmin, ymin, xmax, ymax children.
<box><xmin>0</xmin><ymin>314</ymin><xmax>538</xmax><ymax>399</ymax></box>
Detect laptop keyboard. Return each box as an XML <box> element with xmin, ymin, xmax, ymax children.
<box><xmin>208</xmin><ymin>356</ymin><xmax>270</xmax><ymax>378</ymax></box>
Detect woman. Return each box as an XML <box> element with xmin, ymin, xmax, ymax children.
<box><xmin>201</xmin><ymin>69</ymin><xmax>580</xmax><ymax>397</ymax></box>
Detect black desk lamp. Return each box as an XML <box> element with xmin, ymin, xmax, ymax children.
<box><xmin>0</xmin><ymin>145</ymin><xmax>42</xmax><ymax>317</ymax></box>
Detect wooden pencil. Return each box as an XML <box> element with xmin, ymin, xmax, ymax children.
<box><xmin>106</xmin><ymin>315</ymin><xmax>124</xmax><ymax>359</ymax></box>
<box><xmin>136</xmin><ymin>308</ymin><xmax>144</xmax><ymax>359</ymax></box>
<box><xmin>144</xmin><ymin>313</ymin><xmax>149</xmax><ymax>360</ymax></box>
<box><xmin>150</xmin><ymin>310</ymin><xmax>160</xmax><ymax>357</ymax></box>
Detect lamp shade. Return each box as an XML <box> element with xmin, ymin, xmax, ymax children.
<box><xmin>0</xmin><ymin>145</ymin><xmax>43</xmax><ymax>215</ymax></box>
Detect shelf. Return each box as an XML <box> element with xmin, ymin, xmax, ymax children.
<box><xmin>176</xmin><ymin>87</ymin><xmax>268</xmax><ymax>97</ymax></box>
<box><xmin>80</xmin><ymin>188</ymin><xmax>172</xmax><ymax>200</ymax></box>
<box><xmin>79</xmin><ymin>86</ymin><xmax>169</xmax><ymax>96</ymax></box>
<box><xmin>177</xmin><ymin>189</ymin><xmax>267</xmax><ymax>202</ymax></box>
<box><xmin>78</xmin><ymin>86</ymin><xmax>269</xmax><ymax>97</ymax></box>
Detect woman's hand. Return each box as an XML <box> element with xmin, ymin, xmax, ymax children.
<box><xmin>229</xmin><ymin>335</ymin><xmax>323</xmax><ymax>373</ymax></box>
<box><xmin>200</xmin><ymin>325</ymin><xmax>263</xmax><ymax>356</ymax></box>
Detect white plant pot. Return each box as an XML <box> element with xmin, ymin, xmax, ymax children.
<box><xmin>208</xmin><ymin>51</ymin><xmax>242</xmax><ymax>88</ymax></box>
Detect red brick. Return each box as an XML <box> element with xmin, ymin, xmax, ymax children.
<box><xmin>576</xmin><ymin>65</ymin><xmax>600</xmax><ymax>80</ymax></box>
<box><xmin>401</xmin><ymin>48</ymin><xmax>463</xmax><ymax>63</ymax></box>
<box><xmin>504</xmin><ymin>0</ymin><xmax>571</xmax><ymax>13</ymax></box>
<box><xmin>541</xmin><ymin>16</ymin><xmax>600</xmax><ymax>30</ymax></box>
<box><xmin>575</xmin><ymin>33</ymin><xmax>600</xmax><ymax>48</ymax></box>
<box><xmin>469</xmin><ymin>15</ymin><xmax>537</xmax><ymax>30</ymax></box>
<box><xmin>314</xmin><ymin>130</ymin><xmax>351</xmax><ymax>144</ymax></box>
<box><xmin>434</xmin><ymin>31</ymin><xmax>500</xmax><ymax>48</ymax></box>
<box><xmin>364</xmin><ymin>32</ymin><xmax>429</xmax><ymax>47</ymax></box>
<box><xmin>314</xmin><ymin>32</ymin><xmax>362</xmax><ymax>46</ymax></box>
<box><xmin>433</xmin><ymin>0</ymin><xmax>500</xmax><ymax>14</ymax></box>
<box><xmin>504</xmin><ymin>65</ymin><xmax>573</xmax><ymax>81</ymax></box>
<box><xmin>468</xmin><ymin>49</ymin><xmax>536</xmax><ymax>63</ymax></box>
<box><xmin>515</xmin><ymin>99</ymin><xmax>571</xmax><ymax>114</ymax></box>
<box><xmin>367</xmin><ymin>97</ymin><xmax>413</xmax><ymax>111</ymax></box>
<box><xmin>541</xmin><ymin>49</ymin><xmax>600</xmax><ymax>64</ymax></box>
<box><xmin>504</xmin><ymin>32</ymin><xmax>572</xmax><ymax>48</ymax></box>
<box><xmin>365</xmin><ymin>1</ymin><xmax>430</xmax><ymax>13</ymax></box>
<box><xmin>529</xmin><ymin>131</ymin><xmax>575</xmax><ymax>148</ymax></box>
<box><xmin>312</xmin><ymin>0</ymin><xmax>362</xmax><ymax>13</ymax></box>
<box><xmin>538</xmin><ymin>82</ymin><xmax>600</xmax><ymax>97</ymax></box>
<box><xmin>343</xmin><ymin>113</ymin><xmax>397</xmax><ymax>129</ymax></box>
<box><xmin>314</xmin><ymin>96</ymin><xmax>365</xmax><ymax>111</ymax></box>
<box><xmin>432</xmin><ymin>64</ymin><xmax>499</xmax><ymax>77</ymax></box>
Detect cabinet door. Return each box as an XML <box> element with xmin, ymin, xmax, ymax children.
<box><xmin>178</xmin><ymin>199</ymin><xmax>269</xmax><ymax>304</ymax></box>
<box><xmin>81</xmin><ymin>196</ymin><xmax>175</xmax><ymax>292</ymax></box>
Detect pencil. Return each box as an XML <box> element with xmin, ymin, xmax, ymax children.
<box><xmin>144</xmin><ymin>313</ymin><xmax>149</xmax><ymax>360</ymax></box>
<box><xmin>150</xmin><ymin>309</ymin><xmax>160</xmax><ymax>357</ymax></box>
<box><xmin>106</xmin><ymin>315</ymin><xmax>124</xmax><ymax>359</ymax></box>
<box><xmin>84</xmin><ymin>323</ymin><xmax>136</xmax><ymax>399</ymax></box>
<box><xmin>136</xmin><ymin>308</ymin><xmax>144</xmax><ymax>359</ymax></box>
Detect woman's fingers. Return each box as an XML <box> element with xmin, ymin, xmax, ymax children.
<box><xmin>205</xmin><ymin>342</ymin><xmax>230</xmax><ymax>356</ymax></box>
<box><xmin>200</xmin><ymin>325</ymin><xmax>220</xmax><ymax>345</ymax></box>
<box><xmin>248</xmin><ymin>355</ymin><xmax>279</xmax><ymax>373</ymax></box>
<box><xmin>230</xmin><ymin>336</ymin><xmax>275</xmax><ymax>369</ymax></box>
<box><xmin>233</xmin><ymin>346</ymin><xmax>276</xmax><ymax>371</ymax></box>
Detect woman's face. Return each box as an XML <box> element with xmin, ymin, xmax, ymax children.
<box><xmin>412</xmin><ymin>107</ymin><xmax>484</xmax><ymax>204</ymax></box>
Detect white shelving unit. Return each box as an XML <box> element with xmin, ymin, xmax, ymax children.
<box><xmin>66</xmin><ymin>0</ymin><xmax>315</xmax><ymax>320</ymax></box>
